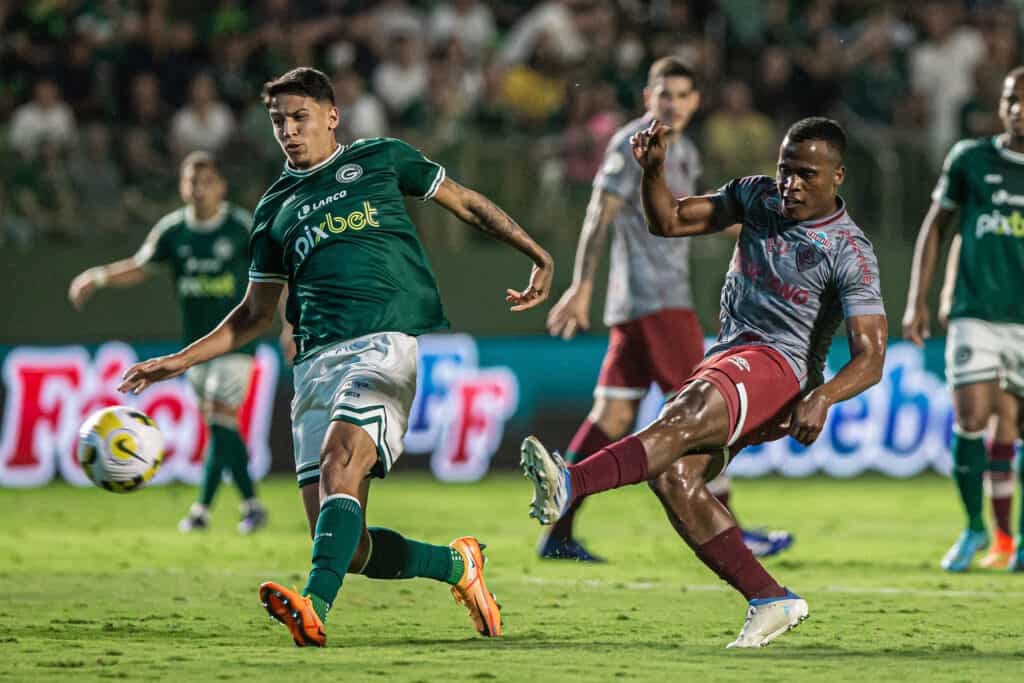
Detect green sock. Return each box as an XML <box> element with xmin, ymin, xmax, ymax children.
<box><xmin>198</xmin><ymin>440</ymin><xmax>225</xmax><ymax>506</ymax></box>
<box><xmin>1017</xmin><ymin>447</ymin><xmax>1024</xmax><ymax>539</ymax></box>
<box><xmin>210</xmin><ymin>424</ymin><xmax>256</xmax><ymax>500</ymax></box>
<box><xmin>303</xmin><ymin>495</ymin><xmax>363</xmax><ymax>621</ymax></box>
<box><xmin>951</xmin><ymin>430</ymin><xmax>987</xmax><ymax>533</ymax></box>
<box><xmin>361</xmin><ymin>527</ymin><xmax>464</xmax><ymax>585</ymax></box>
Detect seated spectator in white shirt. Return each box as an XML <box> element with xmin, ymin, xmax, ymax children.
<box><xmin>169</xmin><ymin>72</ymin><xmax>236</xmax><ymax>159</ymax></box>
<box><xmin>8</xmin><ymin>79</ymin><xmax>78</xmax><ymax>160</ymax></box>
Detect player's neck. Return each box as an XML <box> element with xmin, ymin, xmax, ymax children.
<box><xmin>1001</xmin><ymin>132</ymin><xmax>1024</xmax><ymax>154</ymax></box>
<box><xmin>296</xmin><ymin>140</ymin><xmax>340</xmax><ymax>170</ymax></box>
<box><xmin>803</xmin><ymin>198</ymin><xmax>841</xmax><ymax>223</ymax></box>
<box><xmin>192</xmin><ymin>203</ymin><xmax>221</xmax><ymax>221</ymax></box>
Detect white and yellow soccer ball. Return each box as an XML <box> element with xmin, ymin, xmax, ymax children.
<box><xmin>77</xmin><ymin>406</ymin><xmax>165</xmax><ymax>493</ymax></box>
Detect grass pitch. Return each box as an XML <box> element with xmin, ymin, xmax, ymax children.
<box><xmin>2</xmin><ymin>473</ymin><xmax>1023</xmax><ymax>682</ymax></box>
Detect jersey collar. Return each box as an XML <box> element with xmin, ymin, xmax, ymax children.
<box><xmin>284</xmin><ymin>142</ymin><xmax>345</xmax><ymax>177</ymax></box>
<box><xmin>184</xmin><ymin>202</ymin><xmax>228</xmax><ymax>232</ymax></box>
<box><xmin>994</xmin><ymin>135</ymin><xmax>1024</xmax><ymax>164</ymax></box>
<box><xmin>797</xmin><ymin>197</ymin><xmax>846</xmax><ymax>229</ymax></box>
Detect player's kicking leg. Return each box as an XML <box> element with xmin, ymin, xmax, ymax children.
<box><xmin>706</xmin><ymin>474</ymin><xmax>794</xmax><ymax>558</ymax></box>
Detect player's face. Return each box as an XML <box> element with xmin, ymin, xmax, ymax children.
<box><xmin>645</xmin><ymin>76</ymin><xmax>699</xmax><ymax>132</ymax></box>
<box><xmin>776</xmin><ymin>137</ymin><xmax>844</xmax><ymax>222</ymax></box>
<box><xmin>179</xmin><ymin>166</ymin><xmax>225</xmax><ymax>210</ymax></box>
<box><xmin>999</xmin><ymin>75</ymin><xmax>1024</xmax><ymax>139</ymax></box>
<box><xmin>267</xmin><ymin>94</ymin><xmax>339</xmax><ymax>169</ymax></box>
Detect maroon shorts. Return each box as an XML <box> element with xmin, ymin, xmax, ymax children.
<box><xmin>681</xmin><ymin>344</ymin><xmax>801</xmax><ymax>450</ymax></box>
<box><xmin>596</xmin><ymin>308</ymin><xmax>704</xmax><ymax>399</ymax></box>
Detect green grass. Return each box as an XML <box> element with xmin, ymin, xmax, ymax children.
<box><xmin>2</xmin><ymin>473</ymin><xmax>1023</xmax><ymax>681</ymax></box>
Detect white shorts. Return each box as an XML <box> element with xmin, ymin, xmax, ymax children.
<box><xmin>186</xmin><ymin>353</ymin><xmax>254</xmax><ymax>419</ymax></box>
<box><xmin>945</xmin><ymin>318</ymin><xmax>1024</xmax><ymax>395</ymax></box>
<box><xmin>291</xmin><ymin>332</ymin><xmax>418</xmax><ymax>487</ymax></box>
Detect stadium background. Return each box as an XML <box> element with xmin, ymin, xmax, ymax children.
<box><xmin>0</xmin><ymin>0</ymin><xmax>1011</xmax><ymax>483</ymax></box>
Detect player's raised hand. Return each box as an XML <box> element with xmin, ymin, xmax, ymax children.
<box><xmin>781</xmin><ymin>391</ymin><xmax>832</xmax><ymax>446</ymax></box>
<box><xmin>546</xmin><ymin>285</ymin><xmax>591</xmax><ymax>340</ymax></box>
<box><xmin>118</xmin><ymin>354</ymin><xmax>189</xmax><ymax>394</ymax></box>
<box><xmin>630</xmin><ymin>119</ymin><xmax>671</xmax><ymax>171</ymax></box>
<box><xmin>506</xmin><ymin>260</ymin><xmax>554</xmax><ymax>312</ymax></box>
<box><xmin>68</xmin><ymin>270</ymin><xmax>98</xmax><ymax>310</ymax></box>
<box><xmin>900</xmin><ymin>302</ymin><xmax>930</xmax><ymax>347</ymax></box>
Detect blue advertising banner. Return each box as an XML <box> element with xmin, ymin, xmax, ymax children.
<box><xmin>0</xmin><ymin>336</ymin><xmax>956</xmax><ymax>486</ymax></box>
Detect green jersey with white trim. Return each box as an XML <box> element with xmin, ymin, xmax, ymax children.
<box><xmin>932</xmin><ymin>136</ymin><xmax>1024</xmax><ymax>323</ymax></box>
<box><xmin>249</xmin><ymin>137</ymin><xmax>449</xmax><ymax>363</ymax></box>
<box><xmin>137</xmin><ymin>202</ymin><xmax>256</xmax><ymax>355</ymax></box>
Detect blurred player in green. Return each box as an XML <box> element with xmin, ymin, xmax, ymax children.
<box><xmin>904</xmin><ymin>66</ymin><xmax>1024</xmax><ymax>572</ymax></box>
<box><xmin>118</xmin><ymin>67</ymin><xmax>553</xmax><ymax>646</ymax></box>
<box><xmin>69</xmin><ymin>151</ymin><xmax>269</xmax><ymax>535</ymax></box>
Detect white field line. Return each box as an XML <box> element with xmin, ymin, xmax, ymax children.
<box><xmin>521</xmin><ymin>576</ymin><xmax>1024</xmax><ymax>599</ymax></box>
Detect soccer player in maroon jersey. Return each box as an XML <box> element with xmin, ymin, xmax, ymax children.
<box><xmin>522</xmin><ymin>117</ymin><xmax>888</xmax><ymax>647</ymax></box>
<box><xmin>541</xmin><ymin>56</ymin><xmax>792</xmax><ymax>562</ymax></box>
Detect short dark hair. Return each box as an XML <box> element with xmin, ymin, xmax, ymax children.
<box><xmin>785</xmin><ymin>117</ymin><xmax>847</xmax><ymax>160</ymax></box>
<box><xmin>647</xmin><ymin>56</ymin><xmax>698</xmax><ymax>90</ymax></box>
<box><xmin>262</xmin><ymin>67</ymin><xmax>335</xmax><ymax>106</ymax></box>
<box><xmin>180</xmin><ymin>150</ymin><xmax>221</xmax><ymax>177</ymax></box>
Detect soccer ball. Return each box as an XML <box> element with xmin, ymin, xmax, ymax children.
<box><xmin>77</xmin><ymin>406</ymin><xmax>165</xmax><ymax>493</ymax></box>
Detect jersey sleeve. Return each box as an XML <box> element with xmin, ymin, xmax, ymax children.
<box><xmin>248</xmin><ymin>205</ymin><xmax>288</xmax><ymax>285</ymax></box>
<box><xmin>390</xmin><ymin>139</ymin><xmax>446</xmax><ymax>200</ymax></box>
<box><xmin>834</xmin><ymin>231</ymin><xmax>886</xmax><ymax>319</ymax></box>
<box><xmin>133</xmin><ymin>212</ymin><xmax>177</xmax><ymax>267</ymax></box>
<box><xmin>707</xmin><ymin>175</ymin><xmax>770</xmax><ymax>232</ymax></box>
<box><xmin>931</xmin><ymin>140</ymin><xmax>973</xmax><ymax>209</ymax></box>
<box><xmin>593</xmin><ymin>132</ymin><xmax>640</xmax><ymax>199</ymax></box>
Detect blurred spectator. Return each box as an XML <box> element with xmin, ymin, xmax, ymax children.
<box><xmin>170</xmin><ymin>72</ymin><xmax>236</xmax><ymax>160</ymax></box>
<box><xmin>560</xmin><ymin>83</ymin><xmax>622</xmax><ymax>191</ymax></box>
<box><xmin>8</xmin><ymin>79</ymin><xmax>77</xmax><ymax>159</ymax></box>
<box><xmin>498</xmin><ymin>31</ymin><xmax>569</xmax><ymax>128</ymax></box>
<box><xmin>69</xmin><ymin>122</ymin><xmax>125</xmax><ymax>233</ymax></box>
<box><xmin>752</xmin><ymin>45</ymin><xmax>801</xmax><ymax>128</ymax></box>
<box><xmin>910</xmin><ymin>0</ymin><xmax>985</xmax><ymax>165</ymax></box>
<box><xmin>58</xmin><ymin>35</ymin><xmax>100</xmax><ymax>120</ymax></box>
<box><xmin>372</xmin><ymin>31</ymin><xmax>428</xmax><ymax>120</ymax></box>
<box><xmin>704</xmin><ymin>80</ymin><xmax>776</xmax><ymax>187</ymax></box>
<box><xmin>428</xmin><ymin>0</ymin><xmax>497</xmax><ymax>62</ymax></box>
<box><xmin>498</xmin><ymin>0</ymin><xmax>588</xmax><ymax>67</ymax></box>
<box><xmin>9</xmin><ymin>140</ymin><xmax>78</xmax><ymax>241</ymax></box>
<box><xmin>842</xmin><ymin>11</ymin><xmax>913</xmax><ymax>127</ymax></box>
<box><xmin>0</xmin><ymin>183</ymin><xmax>35</xmax><ymax>248</ymax></box>
<box><xmin>334</xmin><ymin>70</ymin><xmax>388</xmax><ymax>141</ymax></box>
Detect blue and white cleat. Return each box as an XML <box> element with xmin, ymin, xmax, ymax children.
<box><xmin>726</xmin><ymin>589</ymin><xmax>809</xmax><ymax>648</ymax></box>
<box><xmin>520</xmin><ymin>436</ymin><xmax>570</xmax><ymax>525</ymax></box>
<box><xmin>538</xmin><ymin>535</ymin><xmax>606</xmax><ymax>562</ymax></box>
<box><xmin>1008</xmin><ymin>540</ymin><xmax>1023</xmax><ymax>572</ymax></box>
<box><xmin>940</xmin><ymin>529</ymin><xmax>990</xmax><ymax>572</ymax></box>
<box><xmin>742</xmin><ymin>528</ymin><xmax>794</xmax><ymax>558</ymax></box>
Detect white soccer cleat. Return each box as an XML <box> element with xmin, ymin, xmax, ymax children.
<box><xmin>726</xmin><ymin>590</ymin><xmax>809</xmax><ymax>648</ymax></box>
<box><xmin>520</xmin><ymin>435</ymin><xmax>571</xmax><ymax>525</ymax></box>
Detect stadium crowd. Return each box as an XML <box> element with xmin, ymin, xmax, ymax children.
<box><xmin>1</xmin><ymin>0</ymin><xmax>1021</xmax><ymax>247</ymax></box>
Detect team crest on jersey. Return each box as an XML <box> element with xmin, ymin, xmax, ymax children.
<box><xmin>795</xmin><ymin>243</ymin><xmax>825</xmax><ymax>272</ymax></box>
<box><xmin>336</xmin><ymin>164</ymin><xmax>363</xmax><ymax>183</ymax></box>
<box><xmin>213</xmin><ymin>237</ymin><xmax>234</xmax><ymax>261</ymax></box>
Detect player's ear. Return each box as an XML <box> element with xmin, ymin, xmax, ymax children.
<box><xmin>327</xmin><ymin>105</ymin><xmax>339</xmax><ymax>131</ymax></box>
<box><xmin>834</xmin><ymin>163</ymin><xmax>845</xmax><ymax>188</ymax></box>
<box><xmin>642</xmin><ymin>86</ymin><xmax>651</xmax><ymax>109</ymax></box>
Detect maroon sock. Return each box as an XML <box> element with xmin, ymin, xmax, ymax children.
<box><xmin>697</xmin><ymin>527</ymin><xmax>786</xmax><ymax>601</ymax></box>
<box><xmin>567</xmin><ymin>435</ymin><xmax>649</xmax><ymax>503</ymax></box>
<box><xmin>548</xmin><ymin>420</ymin><xmax>613</xmax><ymax>541</ymax></box>
<box><xmin>989</xmin><ymin>442</ymin><xmax>1015</xmax><ymax>537</ymax></box>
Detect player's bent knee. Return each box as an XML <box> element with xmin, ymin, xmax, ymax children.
<box><xmin>955</xmin><ymin>413</ymin><xmax>989</xmax><ymax>435</ymax></box>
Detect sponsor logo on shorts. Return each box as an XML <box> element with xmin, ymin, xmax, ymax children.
<box><xmin>336</xmin><ymin>164</ymin><xmax>364</xmax><ymax>183</ymax></box>
<box><xmin>954</xmin><ymin>345</ymin><xmax>973</xmax><ymax>366</ymax></box>
<box><xmin>728</xmin><ymin>356</ymin><xmax>751</xmax><ymax>372</ymax></box>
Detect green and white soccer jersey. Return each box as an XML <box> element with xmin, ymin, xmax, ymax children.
<box><xmin>249</xmin><ymin>138</ymin><xmax>449</xmax><ymax>363</ymax></box>
<box><xmin>137</xmin><ymin>203</ymin><xmax>256</xmax><ymax>355</ymax></box>
<box><xmin>932</xmin><ymin>136</ymin><xmax>1024</xmax><ymax>324</ymax></box>
<box><xmin>249</xmin><ymin>138</ymin><xmax>448</xmax><ymax>483</ymax></box>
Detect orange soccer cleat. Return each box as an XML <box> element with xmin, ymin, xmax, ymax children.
<box><xmin>258</xmin><ymin>581</ymin><xmax>326</xmax><ymax>647</ymax></box>
<box><xmin>449</xmin><ymin>537</ymin><xmax>503</xmax><ymax>637</ymax></box>
<box><xmin>979</xmin><ymin>530</ymin><xmax>1015</xmax><ymax>569</ymax></box>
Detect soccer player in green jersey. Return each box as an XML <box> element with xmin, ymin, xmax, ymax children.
<box><xmin>904</xmin><ymin>66</ymin><xmax>1024</xmax><ymax>572</ymax></box>
<box><xmin>119</xmin><ymin>67</ymin><xmax>554</xmax><ymax>646</ymax></box>
<box><xmin>69</xmin><ymin>151</ymin><xmax>269</xmax><ymax>535</ymax></box>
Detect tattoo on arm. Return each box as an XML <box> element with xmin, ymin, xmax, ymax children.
<box><xmin>573</xmin><ymin>192</ymin><xmax>621</xmax><ymax>284</ymax></box>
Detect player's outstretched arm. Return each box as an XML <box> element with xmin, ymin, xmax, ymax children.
<box><xmin>118</xmin><ymin>280</ymin><xmax>284</xmax><ymax>394</ymax></box>
<box><xmin>937</xmin><ymin>234</ymin><xmax>962</xmax><ymax>329</ymax></box>
<box><xmin>631</xmin><ymin>120</ymin><xmax>718</xmax><ymax>238</ymax></box>
<box><xmin>431</xmin><ymin>176</ymin><xmax>554</xmax><ymax>311</ymax></box>
<box><xmin>68</xmin><ymin>257</ymin><xmax>153</xmax><ymax>310</ymax></box>
<box><xmin>784</xmin><ymin>313</ymin><xmax>888</xmax><ymax>445</ymax></box>
<box><xmin>902</xmin><ymin>201</ymin><xmax>956</xmax><ymax>346</ymax></box>
<box><xmin>547</xmin><ymin>189</ymin><xmax>624</xmax><ymax>339</ymax></box>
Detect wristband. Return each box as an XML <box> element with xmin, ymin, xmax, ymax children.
<box><xmin>93</xmin><ymin>268</ymin><xmax>109</xmax><ymax>288</ymax></box>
